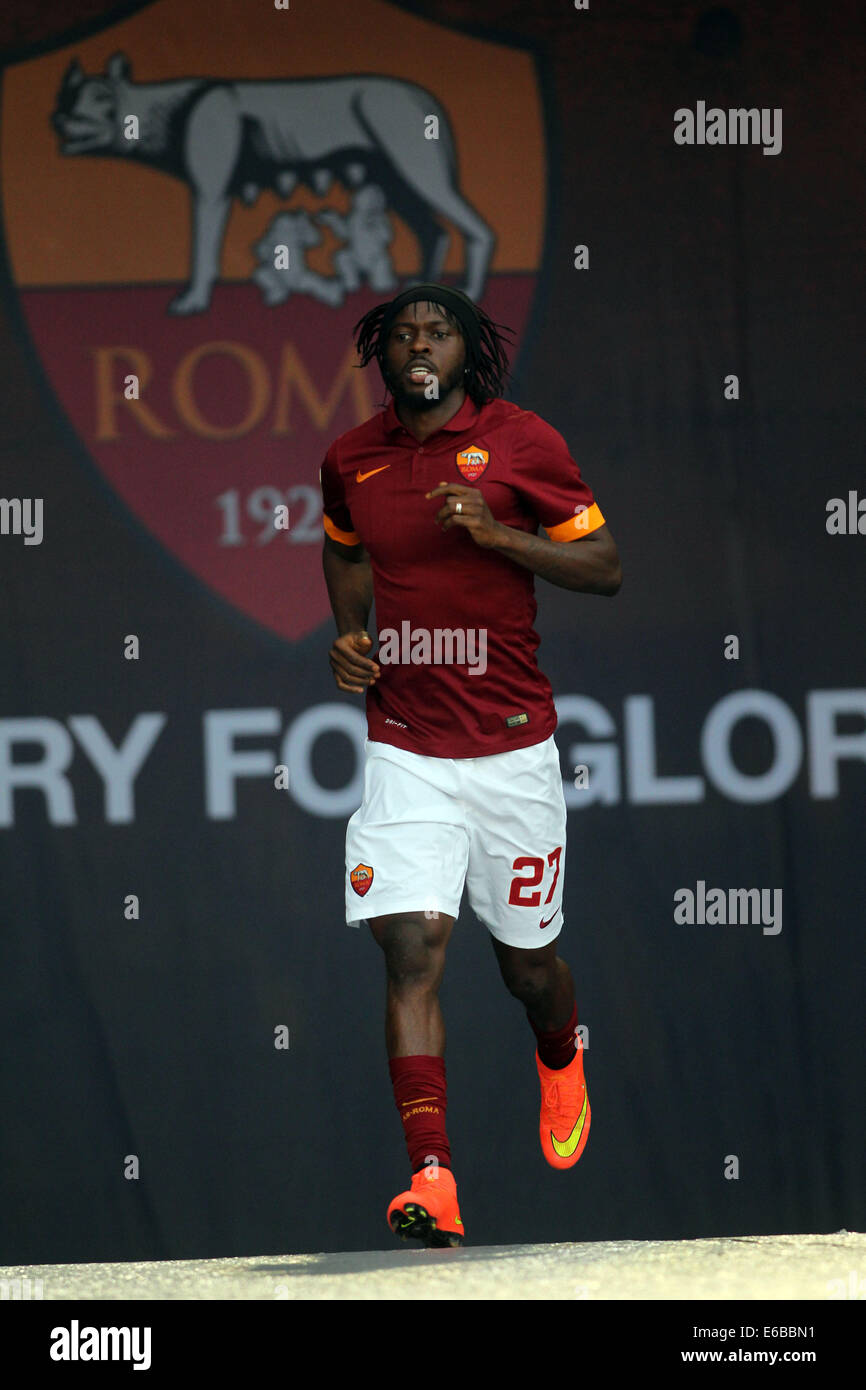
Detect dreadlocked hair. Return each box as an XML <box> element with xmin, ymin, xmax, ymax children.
<box><xmin>352</xmin><ymin>296</ymin><xmax>516</xmax><ymax>406</ymax></box>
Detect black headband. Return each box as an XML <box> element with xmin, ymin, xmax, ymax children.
<box><xmin>379</xmin><ymin>283</ymin><xmax>482</xmax><ymax>363</ymax></box>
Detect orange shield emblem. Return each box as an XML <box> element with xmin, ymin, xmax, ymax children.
<box><xmin>456</xmin><ymin>446</ymin><xmax>489</xmax><ymax>481</ymax></box>
<box><xmin>350</xmin><ymin>863</ymin><xmax>374</xmax><ymax>897</ymax></box>
<box><xmin>1</xmin><ymin>1</ymin><xmax>546</xmax><ymax>643</ymax></box>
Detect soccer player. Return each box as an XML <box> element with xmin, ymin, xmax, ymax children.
<box><xmin>320</xmin><ymin>283</ymin><xmax>621</xmax><ymax>1246</ymax></box>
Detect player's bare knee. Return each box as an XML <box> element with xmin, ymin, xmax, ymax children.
<box><xmin>370</xmin><ymin>910</ymin><xmax>451</xmax><ymax>985</ymax></box>
<box><xmin>503</xmin><ymin>963</ymin><xmax>552</xmax><ymax>1006</ymax></box>
<box><xmin>370</xmin><ymin>909</ymin><xmax>451</xmax><ymax>951</ymax></box>
<box><xmin>387</xmin><ymin>939</ymin><xmax>445</xmax><ymax>990</ymax></box>
<box><xmin>387</xmin><ymin>954</ymin><xmax>443</xmax><ymax>993</ymax></box>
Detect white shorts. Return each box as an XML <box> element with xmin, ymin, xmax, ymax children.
<box><xmin>344</xmin><ymin>734</ymin><xmax>568</xmax><ymax>948</ymax></box>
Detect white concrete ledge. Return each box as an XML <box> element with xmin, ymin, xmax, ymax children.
<box><xmin>2</xmin><ymin>1230</ymin><xmax>864</xmax><ymax>1300</ymax></box>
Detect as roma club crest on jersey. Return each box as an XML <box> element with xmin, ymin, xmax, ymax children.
<box><xmin>0</xmin><ymin>0</ymin><xmax>549</xmax><ymax>643</ymax></box>
<box><xmin>350</xmin><ymin>863</ymin><xmax>374</xmax><ymax>897</ymax></box>
<box><xmin>456</xmin><ymin>445</ymin><xmax>489</xmax><ymax>481</ymax></box>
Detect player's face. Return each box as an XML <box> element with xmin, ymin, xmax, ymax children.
<box><xmin>382</xmin><ymin>303</ymin><xmax>467</xmax><ymax>410</ymax></box>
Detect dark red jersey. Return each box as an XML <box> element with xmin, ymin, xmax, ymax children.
<box><xmin>320</xmin><ymin>393</ymin><xmax>605</xmax><ymax>757</ymax></box>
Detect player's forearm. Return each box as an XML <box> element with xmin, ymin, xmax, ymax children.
<box><xmin>322</xmin><ymin>543</ymin><xmax>374</xmax><ymax>634</ymax></box>
<box><xmin>490</xmin><ymin>523</ymin><xmax>622</xmax><ymax>595</ymax></box>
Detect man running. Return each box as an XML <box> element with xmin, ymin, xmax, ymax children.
<box><xmin>320</xmin><ymin>283</ymin><xmax>621</xmax><ymax>1246</ymax></box>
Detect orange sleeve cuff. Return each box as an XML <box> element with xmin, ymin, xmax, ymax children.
<box><xmin>544</xmin><ymin>502</ymin><xmax>605</xmax><ymax>541</ymax></box>
<box><xmin>323</xmin><ymin>512</ymin><xmax>361</xmax><ymax>546</ymax></box>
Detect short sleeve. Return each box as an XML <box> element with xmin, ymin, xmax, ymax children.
<box><xmin>320</xmin><ymin>441</ymin><xmax>360</xmax><ymax>546</ymax></box>
<box><xmin>511</xmin><ymin>412</ymin><xmax>605</xmax><ymax>541</ymax></box>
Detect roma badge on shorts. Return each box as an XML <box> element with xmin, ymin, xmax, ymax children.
<box><xmin>456</xmin><ymin>445</ymin><xmax>489</xmax><ymax>481</ymax></box>
<box><xmin>350</xmin><ymin>863</ymin><xmax>374</xmax><ymax>897</ymax></box>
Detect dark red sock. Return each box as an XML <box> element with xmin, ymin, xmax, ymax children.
<box><xmin>389</xmin><ymin>1055</ymin><xmax>452</xmax><ymax>1175</ymax></box>
<box><xmin>529</xmin><ymin>1001</ymin><xmax>579</xmax><ymax>1070</ymax></box>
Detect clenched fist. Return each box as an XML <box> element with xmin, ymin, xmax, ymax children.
<box><xmin>329</xmin><ymin>630</ymin><xmax>380</xmax><ymax>693</ymax></box>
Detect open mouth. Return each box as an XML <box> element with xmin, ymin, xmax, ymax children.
<box><xmin>405</xmin><ymin>363</ymin><xmax>435</xmax><ymax>382</ymax></box>
<box><xmin>53</xmin><ymin>119</ymin><xmax>105</xmax><ymax>153</ymax></box>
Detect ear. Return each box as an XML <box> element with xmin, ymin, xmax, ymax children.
<box><xmin>62</xmin><ymin>59</ymin><xmax>85</xmax><ymax>89</ymax></box>
<box><xmin>106</xmin><ymin>52</ymin><xmax>130</xmax><ymax>82</ymax></box>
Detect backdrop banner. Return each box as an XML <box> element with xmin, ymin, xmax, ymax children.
<box><xmin>0</xmin><ymin>0</ymin><xmax>862</xmax><ymax>1262</ymax></box>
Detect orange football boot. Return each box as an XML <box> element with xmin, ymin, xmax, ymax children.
<box><xmin>537</xmin><ymin>1031</ymin><xmax>591</xmax><ymax>1169</ymax></box>
<box><xmin>387</xmin><ymin>1165</ymin><xmax>464</xmax><ymax>1247</ymax></box>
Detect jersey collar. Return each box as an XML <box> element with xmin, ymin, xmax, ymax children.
<box><xmin>382</xmin><ymin>392</ymin><xmax>482</xmax><ymax>438</ymax></box>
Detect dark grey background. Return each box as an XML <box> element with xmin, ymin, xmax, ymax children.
<box><xmin>1</xmin><ymin>0</ymin><xmax>863</xmax><ymax>1261</ymax></box>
